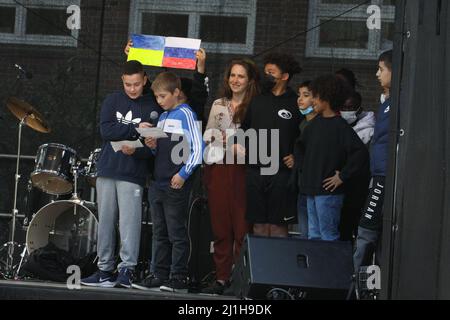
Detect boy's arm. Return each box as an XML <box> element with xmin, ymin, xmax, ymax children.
<box><xmin>188</xmin><ymin>49</ymin><xmax>208</xmax><ymax>121</ymax></box>
<box><xmin>178</xmin><ymin>109</ymin><xmax>204</xmax><ymax>181</ymax></box>
<box><xmin>189</xmin><ymin>71</ymin><xmax>209</xmax><ymax>116</ymax></box>
<box><xmin>339</xmin><ymin>126</ymin><xmax>370</xmax><ymax>182</ymax></box>
<box><xmin>100</xmin><ymin>95</ymin><xmax>139</xmax><ymax>141</ymax></box>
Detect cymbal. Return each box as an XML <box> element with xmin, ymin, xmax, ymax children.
<box><xmin>6</xmin><ymin>97</ymin><xmax>50</xmax><ymax>133</ymax></box>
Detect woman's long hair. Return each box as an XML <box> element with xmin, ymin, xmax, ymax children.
<box><xmin>220</xmin><ymin>59</ymin><xmax>260</xmax><ymax>124</ymax></box>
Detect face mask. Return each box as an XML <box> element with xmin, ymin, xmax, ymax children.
<box><xmin>340</xmin><ymin>111</ymin><xmax>358</xmax><ymax>124</ymax></box>
<box><xmin>300</xmin><ymin>106</ymin><xmax>314</xmax><ymax>116</ymax></box>
<box><xmin>261</xmin><ymin>74</ymin><xmax>277</xmax><ymax>93</ymax></box>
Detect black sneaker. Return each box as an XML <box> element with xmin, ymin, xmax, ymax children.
<box><xmin>116</xmin><ymin>268</ymin><xmax>134</xmax><ymax>288</ymax></box>
<box><xmin>132</xmin><ymin>274</ymin><xmax>168</xmax><ymax>290</ymax></box>
<box><xmin>201</xmin><ymin>281</ymin><xmax>227</xmax><ymax>295</ymax></box>
<box><xmin>159</xmin><ymin>278</ymin><xmax>188</xmax><ymax>293</ymax></box>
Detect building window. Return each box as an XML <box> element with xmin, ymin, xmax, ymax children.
<box><xmin>129</xmin><ymin>0</ymin><xmax>257</xmax><ymax>55</ymax></box>
<box><xmin>306</xmin><ymin>0</ymin><xmax>395</xmax><ymax>60</ymax></box>
<box><xmin>0</xmin><ymin>0</ymin><xmax>79</xmax><ymax>47</ymax></box>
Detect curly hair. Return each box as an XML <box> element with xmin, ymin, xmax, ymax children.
<box><xmin>310</xmin><ymin>74</ymin><xmax>352</xmax><ymax>112</ymax></box>
<box><xmin>263</xmin><ymin>53</ymin><xmax>302</xmax><ymax>82</ymax></box>
<box><xmin>220</xmin><ymin>58</ymin><xmax>260</xmax><ymax>123</ymax></box>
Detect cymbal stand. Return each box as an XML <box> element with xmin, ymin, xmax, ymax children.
<box><xmin>1</xmin><ymin>115</ymin><xmax>28</xmax><ymax>278</ymax></box>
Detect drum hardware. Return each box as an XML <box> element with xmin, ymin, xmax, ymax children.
<box><xmin>84</xmin><ymin>148</ymin><xmax>101</xmax><ymax>188</ymax></box>
<box><xmin>30</xmin><ymin>143</ymin><xmax>78</xmax><ymax>196</ymax></box>
<box><xmin>0</xmin><ymin>97</ymin><xmax>50</xmax><ymax>278</ymax></box>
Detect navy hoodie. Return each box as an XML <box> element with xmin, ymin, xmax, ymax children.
<box><xmin>97</xmin><ymin>91</ymin><xmax>162</xmax><ymax>186</ymax></box>
<box><xmin>370</xmin><ymin>97</ymin><xmax>391</xmax><ymax>176</ymax></box>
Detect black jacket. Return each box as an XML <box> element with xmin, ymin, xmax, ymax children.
<box><xmin>298</xmin><ymin>115</ymin><xmax>369</xmax><ymax>195</ymax></box>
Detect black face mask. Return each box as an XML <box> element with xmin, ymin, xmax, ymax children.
<box><xmin>261</xmin><ymin>74</ymin><xmax>277</xmax><ymax>93</ymax></box>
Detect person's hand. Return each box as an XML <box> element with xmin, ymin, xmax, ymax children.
<box><xmin>139</xmin><ymin>122</ymin><xmax>153</xmax><ymax>128</ymax></box>
<box><xmin>171</xmin><ymin>173</ymin><xmax>185</xmax><ymax>189</ymax></box>
<box><xmin>323</xmin><ymin>171</ymin><xmax>343</xmax><ymax>192</ymax></box>
<box><xmin>196</xmin><ymin>48</ymin><xmax>206</xmax><ymax>74</ymax></box>
<box><xmin>121</xmin><ymin>145</ymin><xmax>135</xmax><ymax>155</ymax></box>
<box><xmin>283</xmin><ymin>154</ymin><xmax>294</xmax><ymax>169</ymax></box>
<box><xmin>145</xmin><ymin>137</ymin><xmax>157</xmax><ymax>149</ymax></box>
<box><xmin>124</xmin><ymin>39</ymin><xmax>133</xmax><ymax>55</ymax></box>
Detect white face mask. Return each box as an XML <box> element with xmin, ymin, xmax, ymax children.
<box><xmin>340</xmin><ymin>111</ymin><xmax>358</xmax><ymax>124</ymax></box>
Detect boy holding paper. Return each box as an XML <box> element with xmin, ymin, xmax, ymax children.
<box><xmin>134</xmin><ymin>72</ymin><xmax>203</xmax><ymax>293</ymax></box>
<box><xmin>81</xmin><ymin>60</ymin><xmax>162</xmax><ymax>288</ymax></box>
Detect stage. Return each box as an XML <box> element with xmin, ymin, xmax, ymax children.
<box><xmin>0</xmin><ymin>279</ymin><xmax>235</xmax><ymax>300</ymax></box>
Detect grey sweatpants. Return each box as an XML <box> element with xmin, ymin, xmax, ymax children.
<box><xmin>96</xmin><ymin>177</ymin><xmax>143</xmax><ymax>271</ymax></box>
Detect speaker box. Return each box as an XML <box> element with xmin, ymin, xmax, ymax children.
<box><xmin>232</xmin><ymin>235</ymin><xmax>354</xmax><ymax>299</ymax></box>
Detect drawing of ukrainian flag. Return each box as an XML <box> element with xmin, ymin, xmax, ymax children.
<box><xmin>128</xmin><ymin>34</ymin><xmax>201</xmax><ymax>70</ymax></box>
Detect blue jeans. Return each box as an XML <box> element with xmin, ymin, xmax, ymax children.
<box><xmin>307</xmin><ymin>194</ymin><xmax>344</xmax><ymax>241</ymax></box>
<box><xmin>297</xmin><ymin>194</ymin><xmax>308</xmax><ymax>239</ymax></box>
<box><xmin>149</xmin><ymin>181</ymin><xmax>192</xmax><ymax>280</ymax></box>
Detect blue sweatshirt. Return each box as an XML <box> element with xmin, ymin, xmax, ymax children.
<box><xmin>370</xmin><ymin>97</ymin><xmax>391</xmax><ymax>176</ymax></box>
<box><xmin>97</xmin><ymin>91</ymin><xmax>162</xmax><ymax>186</ymax></box>
<box><xmin>152</xmin><ymin>103</ymin><xmax>204</xmax><ymax>189</ymax></box>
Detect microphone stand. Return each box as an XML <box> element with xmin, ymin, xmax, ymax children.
<box><xmin>0</xmin><ymin>71</ymin><xmax>29</xmax><ymax>279</ymax></box>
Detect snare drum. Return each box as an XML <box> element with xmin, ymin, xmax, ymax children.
<box><xmin>84</xmin><ymin>148</ymin><xmax>101</xmax><ymax>187</ymax></box>
<box><xmin>26</xmin><ymin>200</ymin><xmax>98</xmax><ymax>261</ymax></box>
<box><xmin>30</xmin><ymin>143</ymin><xmax>78</xmax><ymax>195</ymax></box>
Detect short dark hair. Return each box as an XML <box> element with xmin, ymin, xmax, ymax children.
<box><xmin>310</xmin><ymin>74</ymin><xmax>352</xmax><ymax>112</ymax></box>
<box><xmin>151</xmin><ymin>71</ymin><xmax>181</xmax><ymax>93</ymax></box>
<box><xmin>123</xmin><ymin>60</ymin><xmax>144</xmax><ymax>76</ymax></box>
<box><xmin>298</xmin><ymin>80</ymin><xmax>312</xmax><ymax>90</ymax></box>
<box><xmin>379</xmin><ymin>50</ymin><xmax>393</xmax><ymax>71</ymax></box>
<box><xmin>263</xmin><ymin>53</ymin><xmax>302</xmax><ymax>82</ymax></box>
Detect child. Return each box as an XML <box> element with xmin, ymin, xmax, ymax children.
<box><xmin>339</xmin><ymin>91</ymin><xmax>373</xmax><ymax>241</ymax></box>
<box><xmin>293</xmin><ymin>81</ymin><xmax>317</xmax><ymax>239</ymax></box>
<box><xmin>241</xmin><ymin>53</ymin><xmax>302</xmax><ymax>238</ymax></box>
<box><xmin>341</xmin><ymin>91</ymin><xmax>375</xmax><ymax>146</ymax></box>
<box><xmin>134</xmin><ymin>72</ymin><xmax>203</xmax><ymax>293</ymax></box>
<box><xmin>298</xmin><ymin>74</ymin><xmax>369</xmax><ymax>241</ymax></box>
<box><xmin>81</xmin><ymin>60</ymin><xmax>162</xmax><ymax>288</ymax></box>
<box><xmin>354</xmin><ymin>50</ymin><xmax>393</xmax><ymax>270</ymax></box>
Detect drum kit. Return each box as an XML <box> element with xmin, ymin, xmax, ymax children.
<box><xmin>0</xmin><ymin>97</ymin><xmax>101</xmax><ymax>279</ymax></box>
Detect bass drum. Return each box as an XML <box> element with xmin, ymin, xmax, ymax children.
<box><xmin>26</xmin><ymin>200</ymin><xmax>98</xmax><ymax>261</ymax></box>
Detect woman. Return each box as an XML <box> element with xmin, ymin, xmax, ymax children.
<box><xmin>202</xmin><ymin>59</ymin><xmax>259</xmax><ymax>294</ymax></box>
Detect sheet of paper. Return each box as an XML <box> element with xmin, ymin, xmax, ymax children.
<box><xmin>110</xmin><ymin>140</ymin><xmax>144</xmax><ymax>152</ymax></box>
<box><xmin>136</xmin><ymin>127</ymin><xmax>168</xmax><ymax>139</ymax></box>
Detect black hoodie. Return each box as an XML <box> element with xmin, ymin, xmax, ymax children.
<box><xmin>241</xmin><ymin>87</ymin><xmax>302</xmax><ymax>170</ymax></box>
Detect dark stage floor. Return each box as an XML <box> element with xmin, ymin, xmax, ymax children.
<box><xmin>0</xmin><ymin>279</ymin><xmax>236</xmax><ymax>300</ymax></box>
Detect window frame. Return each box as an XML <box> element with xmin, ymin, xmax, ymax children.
<box><xmin>0</xmin><ymin>0</ymin><xmax>79</xmax><ymax>47</ymax></box>
<box><xmin>305</xmin><ymin>0</ymin><xmax>395</xmax><ymax>60</ymax></box>
<box><xmin>129</xmin><ymin>0</ymin><xmax>257</xmax><ymax>55</ymax></box>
